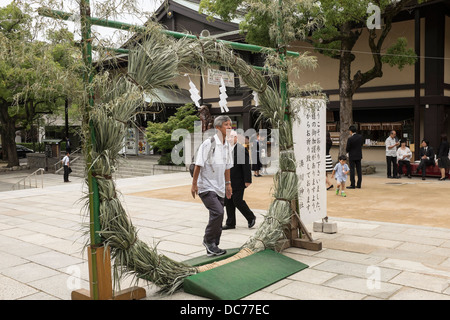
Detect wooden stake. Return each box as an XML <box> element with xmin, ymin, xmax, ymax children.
<box><xmin>72</xmin><ymin>245</ymin><xmax>146</xmax><ymax>300</ymax></box>
<box><xmin>287</xmin><ymin>200</ymin><xmax>322</xmax><ymax>251</ymax></box>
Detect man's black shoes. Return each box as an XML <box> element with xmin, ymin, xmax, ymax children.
<box><xmin>222</xmin><ymin>218</ymin><xmax>256</xmax><ymax>230</ymax></box>
<box><xmin>248</xmin><ymin>217</ymin><xmax>256</xmax><ymax>228</ymax></box>
<box><xmin>222</xmin><ymin>225</ymin><xmax>235</xmax><ymax>230</ymax></box>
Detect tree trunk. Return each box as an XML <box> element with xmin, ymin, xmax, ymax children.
<box><xmin>339</xmin><ymin>95</ymin><xmax>353</xmax><ymax>156</ymax></box>
<box><xmin>338</xmin><ymin>22</ymin><xmax>356</xmax><ymax>156</ymax></box>
<box><xmin>0</xmin><ymin>105</ymin><xmax>20</xmax><ymax>167</ymax></box>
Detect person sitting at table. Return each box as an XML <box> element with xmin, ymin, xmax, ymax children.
<box><xmin>415</xmin><ymin>139</ymin><xmax>435</xmax><ymax>180</ymax></box>
<box><xmin>396</xmin><ymin>139</ymin><xmax>412</xmax><ymax>178</ymax></box>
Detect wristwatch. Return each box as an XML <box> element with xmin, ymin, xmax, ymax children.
<box><xmin>225</xmin><ymin>181</ymin><xmax>231</xmax><ymax>184</ymax></box>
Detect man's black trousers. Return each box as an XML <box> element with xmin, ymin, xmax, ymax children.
<box><xmin>225</xmin><ymin>188</ymin><xmax>255</xmax><ymax>227</ymax></box>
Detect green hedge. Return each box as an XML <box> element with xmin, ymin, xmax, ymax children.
<box><xmin>17</xmin><ymin>143</ymin><xmax>43</xmax><ymax>152</ymax></box>
<box><xmin>17</xmin><ymin>142</ymin><xmax>67</xmax><ymax>152</ymax></box>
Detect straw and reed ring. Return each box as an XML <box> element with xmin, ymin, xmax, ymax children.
<box><xmin>82</xmin><ymin>24</ymin><xmax>315</xmax><ymax>295</ymax></box>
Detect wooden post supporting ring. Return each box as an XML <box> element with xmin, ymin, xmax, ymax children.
<box><xmin>71</xmin><ymin>245</ymin><xmax>146</xmax><ymax>300</ymax></box>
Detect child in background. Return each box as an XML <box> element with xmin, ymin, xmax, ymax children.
<box><xmin>331</xmin><ymin>155</ymin><xmax>350</xmax><ymax>197</ymax></box>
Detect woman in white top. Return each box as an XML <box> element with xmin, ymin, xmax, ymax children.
<box><xmin>396</xmin><ymin>140</ymin><xmax>412</xmax><ymax>178</ymax></box>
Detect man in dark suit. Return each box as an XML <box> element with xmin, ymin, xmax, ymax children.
<box><xmin>416</xmin><ymin>139</ymin><xmax>435</xmax><ymax>180</ymax></box>
<box><xmin>223</xmin><ymin>131</ymin><xmax>256</xmax><ymax>230</ymax></box>
<box><xmin>346</xmin><ymin>125</ymin><xmax>364</xmax><ymax>189</ymax></box>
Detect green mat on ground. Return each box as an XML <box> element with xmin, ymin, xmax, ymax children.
<box><xmin>183</xmin><ymin>249</ymin><xmax>308</xmax><ymax>300</ymax></box>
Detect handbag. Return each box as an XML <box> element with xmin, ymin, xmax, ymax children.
<box><xmin>68</xmin><ymin>167</ymin><xmax>72</xmax><ymax>173</ymax></box>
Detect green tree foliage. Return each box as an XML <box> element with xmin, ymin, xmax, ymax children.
<box><xmin>146</xmin><ymin>103</ymin><xmax>199</xmax><ymax>165</ymax></box>
<box><xmin>200</xmin><ymin>0</ymin><xmax>423</xmax><ymax>154</ymax></box>
<box><xmin>199</xmin><ymin>0</ymin><xmax>243</xmax><ymax>23</ymax></box>
<box><xmin>381</xmin><ymin>37</ymin><xmax>417</xmax><ymax>71</ymax></box>
<box><xmin>0</xmin><ymin>3</ymin><xmax>83</xmax><ymax>167</ymax></box>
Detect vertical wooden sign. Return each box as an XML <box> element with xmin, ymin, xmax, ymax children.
<box><xmin>292</xmin><ymin>98</ymin><xmax>327</xmax><ymax>225</ymax></box>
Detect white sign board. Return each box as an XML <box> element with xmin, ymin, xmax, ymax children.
<box><xmin>207</xmin><ymin>68</ymin><xmax>235</xmax><ymax>87</ymax></box>
<box><xmin>292</xmin><ymin>98</ymin><xmax>327</xmax><ymax>224</ymax></box>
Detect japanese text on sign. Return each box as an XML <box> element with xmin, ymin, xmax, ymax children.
<box><xmin>292</xmin><ymin>98</ymin><xmax>327</xmax><ymax>224</ymax></box>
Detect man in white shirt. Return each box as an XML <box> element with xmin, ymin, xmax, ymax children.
<box><xmin>385</xmin><ymin>130</ymin><xmax>400</xmax><ymax>178</ymax></box>
<box><xmin>61</xmin><ymin>152</ymin><xmax>70</xmax><ymax>182</ymax></box>
<box><xmin>191</xmin><ymin>115</ymin><xmax>233</xmax><ymax>256</ymax></box>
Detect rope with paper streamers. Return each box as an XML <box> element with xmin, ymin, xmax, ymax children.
<box><xmin>185</xmin><ymin>74</ymin><xmax>231</xmax><ymax>113</ymax></box>
<box><xmin>185</xmin><ymin>74</ymin><xmax>201</xmax><ymax>109</ymax></box>
<box><xmin>218</xmin><ymin>77</ymin><xmax>229</xmax><ymax>113</ymax></box>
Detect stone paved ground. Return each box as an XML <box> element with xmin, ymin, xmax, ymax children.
<box><xmin>0</xmin><ymin>165</ymin><xmax>450</xmax><ymax>300</ymax></box>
